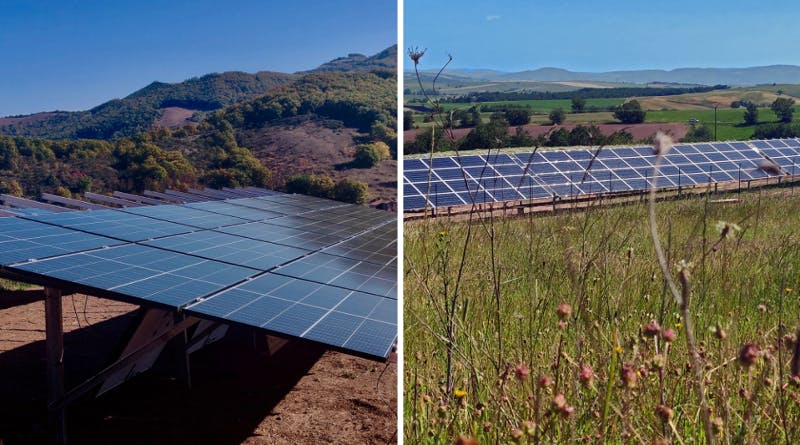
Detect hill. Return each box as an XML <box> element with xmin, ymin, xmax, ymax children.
<box><xmin>0</xmin><ymin>46</ymin><xmax>397</xmax><ymax>140</ymax></box>
<box><xmin>306</xmin><ymin>44</ymin><xmax>397</xmax><ymax>73</ymax></box>
<box><xmin>0</xmin><ymin>71</ymin><xmax>297</xmax><ymax>140</ymax></box>
<box><xmin>0</xmin><ymin>69</ymin><xmax>397</xmax><ymax>203</ymax></box>
<box><xmin>406</xmin><ymin>64</ymin><xmax>800</xmax><ymax>94</ymax></box>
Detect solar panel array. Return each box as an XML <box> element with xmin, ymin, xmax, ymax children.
<box><xmin>404</xmin><ymin>138</ymin><xmax>799</xmax><ymax>210</ymax></box>
<box><xmin>0</xmin><ymin>193</ymin><xmax>397</xmax><ymax>360</ymax></box>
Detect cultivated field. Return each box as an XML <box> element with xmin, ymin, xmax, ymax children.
<box><xmin>404</xmin><ymin>188</ymin><xmax>800</xmax><ymax>444</ymax></box>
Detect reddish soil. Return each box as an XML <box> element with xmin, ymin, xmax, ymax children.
<box><xmin>404</xmin><ymin>122</ymin><xmax>689</xmax><ymax>145</ymax></box>
<box><xmin>240</xmin><ymin>118</ymin><xmax>397</xmax><ymax>201</ymax></box>
<box><xmin>0</xmin><ymin>293</ymin><xmax>397</xmax><ymax>445</ymax></box>
<box><xmin>157</xmin><ymin>107</ymin><xmax>197</xmax><ymax>128</ymax></box>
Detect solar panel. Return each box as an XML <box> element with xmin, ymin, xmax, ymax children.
<box><xmin>0</xmin><ymin>219</ymin><xmax>125</xmax><ymax>265</ymax></box>
<box><xmin>0</xmin><ymin>192</ymin><xmax>397</xmax><ymax>360</ymax></box>
<box><xmin>405</xmin><ymin>139</ymin><xmax>789</xmax><ymax>210</ymax></box>
<box><xmin>120</xmin><ymin>204</ymin><xmax>251</xmax><ymax>229</ymax></box>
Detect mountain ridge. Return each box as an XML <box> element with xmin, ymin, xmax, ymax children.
<box><xmin>0</xmin><ymin>45</ymin><xmax>397</xmax><ymax>139</ymax></box>
<box><xmin>408</xmin><ymin>64</ymin><xmax>800</xmax><ymax>86</ymax></box>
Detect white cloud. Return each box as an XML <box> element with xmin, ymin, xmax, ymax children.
<box><xmin>486</xmin><ymin>15</ymin><xmax>501</xmax><ymax>21</ymax></box>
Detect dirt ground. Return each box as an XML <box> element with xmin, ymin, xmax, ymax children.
<box><xmin>240</xmin><ymin>118</ymin><xmax>398</xmax><ymax>202</ymax></box>
<box><xmin>0</xmin><ymin>292</ymin><xmax>397</xmax><ymax>445</ymax></box>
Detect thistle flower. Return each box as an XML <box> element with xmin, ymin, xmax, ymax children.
<box><xmin>537</xmin><ymin>375</ymin><xmax>553</xmax><ymax>389</ymax></box>
<box><xmin>556</xmin><ymin>303</ymin><xmax>572</xmax><ymax>320</ymax></box>
<box><xmin>551</xmin><ymin>393</ymin><xmax>575</xmax><ymax>418</ymax></box>
<box><xmin>662</xmin><ymin>328</ymin><xmax>676</xmax><ymax>342</ymax></box>
<box><xmin>579</xmin><ymin>365</ymin><xmax>594</xmax><ymax>387</ymax></box>
<box><xmin>514</xmin><ymin>363</ymin><xmax>530</xmax><ymax>382</ymax></box>
<box><xmin>454</xmin><ymin>436</ymin><xmax>479</xmax><ymax>445</ymax></box>
<box><xmin>407</xmin><ymin>47</ymin><xmax>426</xmax><ymax>65</ymax></box>
<box><xmin>738</xmin><ymin>343</ymin><xmax>761</xmax><ymax>368</ymax></box>
<box><xmin>655</xmin><ymin>404</ymin><xmax>674</xmax><ymax>422</ymax></box>
<box><xmin>642</xmin><ymin>321</ymin><xmax>661</xmax><ymax>338</ymax></box>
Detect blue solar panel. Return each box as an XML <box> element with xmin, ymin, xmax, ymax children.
<box><xmin>185</xmin><ymin>271</ymin><xmax>397</xmax><ymax>359</ymax></box>
<box><xmin>0</xmin><ymin>218</ymin><xmax>125</xmax><ymax>265</ymax></box>
<box><xmin>430</xmin><ymin>157</ymin><xmax>458</xmax><ymax>169</ymax></box>
<box><xmin>404</xmin><ymin>140</ymin><xmax>793</xmax><ymax>210</ymax></box>
<box><xmin>0</xmin><ymin>192</ymin><xmax>397</xmax><ymax>360</ymax></box>
<box><xmin>121</xmin><ymin>204</ymin><xmax>249</xmax><ymax>229</ymax></box>
<box><xmin>404</xmin><ymin>158</ymin><xmax>428</xmax><ymax>170</ymax></box>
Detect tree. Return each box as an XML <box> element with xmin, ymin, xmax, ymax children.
<box><xmin>505</xmin><ymin>108</ymin><xmax>531</xmax><ymax>126</ymax></box>
<box><xmin>771</xmin><ymin>97</ymin><xmax>795</xmax><ymax>123</ymax></box>
<box><xmin>613</xmin><ymin>100</ymin><xmax>646</xmax><ymax>124</ymax></box>
<box><xmin>354</xmin><ymin>142</ymin><xmax>391</xmax><ymax>168</ymax></box>
<box><xmin>405</xmin><ymin>127</ymin><xmax>454</xmax><ymax>154</ymax></box>
<box><xmin>683</xmin><ymin>124</ymin><xmax>714</xmax><ymax>142</ymax></box>
<box><xmin>509</xmin><ymin>127</ymin><xmax>534</xmax><ymax>147</ymax></box>
<box><xmin>333</xmin><ymin>178</ymin><xmax>368</xmax><ymax>204</ymax></box>
<box><xmin>571</xmin><ymin>96</ymin><xmax>586</xmax><ymax>113</ymax></box>
<box><xmin>370</xmin><ymin>121</ymin><xmax>397</xmax><ymax>153</ymax></box>
<box><xmin>459</xmin><ymin>117</ymin><xmax>510</xmax><ymax>150</ymax></box>
<box><xmin>547</xmin><ymin>128</ymin><xmax>570</xmax><ymax>146</ymax></box>
<box><xmin>568</xmin><ymin>125</ymin><xmax>594</xmax><ymax>146</ymax></box>
<box><xmin>284</xmin><ymin>173</ymin><xmax>335</xmax><ymax>198</ymax></box>
<box><xmin>549</xmin><ymin>108</ymin><xmax>566</xmax><ymax>125</ymax></box>
<box><xmin>730</xmin><ymin>100</ymin><xmax>741</xmax><ymax>109</ymax></box>
<box><xmin>403</xmin><ymin>111</ymin><xmax>416</xmax><ymax>130</ymax></box>
<box><xmin>743</xmin><ymin>102</ymin><xmax>759</xmax><ymax>126</ymax></box>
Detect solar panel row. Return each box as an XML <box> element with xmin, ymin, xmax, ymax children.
<box><xmin>0</xmin><ymin>193</ymin><xmax>397</xmax><ymax>360</ymax></box>
<box><xmin>404</xmin><ymin>138</ymin><xmax>799</xmax><ymax>210</ymax></box>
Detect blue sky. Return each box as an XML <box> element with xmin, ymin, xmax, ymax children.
<box><xmin>404</xmin><ymin>0</ymin><xmax>800</xmax><ymax>73</ymax></box>
<box><xmin>0</xmin><ymin>0</ymin><xmax>396</xmax><ymax>116</ymax></box>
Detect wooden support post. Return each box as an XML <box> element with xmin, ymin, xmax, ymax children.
<box><xmin>44</xmin><ymin>287</ymin><xmax>66</xmax><ymax>445</ymax></box>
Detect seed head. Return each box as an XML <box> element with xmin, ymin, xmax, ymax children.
<box><xmin>522</xmin><ymin>420</ymin><xmax>536</xmax><ymax>436</ymax></box>
<box><xmin>454</xmin><ymin>435</ymin><xmax>479</xmax><ymax>445</ymax></box>
<box><xmin>655</xmin><ymin>404</ymin><xmax>674</xmax><ymax>422</ymax></box>
<box><xmin>662</xmin><ymin>328</ymin><xmax>677</xmax><ymax>342</ymax></box>
<box><xmin>652</xmin><ymin>131</ymin><xmax>674</xmax><ymax>156</ymax></box>
<box><xmin>514</xmin><ymin>363</ymin><xmax>530</xmax><ymax>382</ymax></box>
<box><xmin>620</xmin><ymin>363</ymin><xmax>638</xmax><ymax>388</ymax></box>
<box><xmin>407</xmin><ymin>47</ymin><xmax>426</xmax><ymax>65</ymax></box>
<box><xmin>758</xmin><ymin>159</ymin><xmax>782</xmax><ymax>175</ymax></box>
<box><xmin>738</xmin><ymin>343</ymin><xmax>761</xmax><ymax>368</ymax></box>
<box><xmin>537</xmin><ymin>375</ymin><xmax>553</xmax><ymax>389</ymax></box>
<box><xmin>556</xmin><ymin>303</ymin><xmax>572</xmax><ymax>320</ymax></box>
<box><xmin>712</xmin><ymin>323</ymin><xmax>728</xmax><ymax>340</ymax></box>
<box><xmin>711</xmin><ymin>416</ymin><xmax>724</xmax><ymax>435</ymax></box>
<box><xmin>579</xmin><ymin>365</ymin><xmax>594</xmax><ymax>387</ymax></box>
<box><xmin>642</xmin><ymin>321</ymin><xmax>661</xmax><ymax>338</ymax></box>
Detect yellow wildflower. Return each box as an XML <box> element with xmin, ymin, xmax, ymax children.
<box><xmin>454</xmin><ymin>389</ymin><xmax>468</xmax><ymax>399</ymax></box>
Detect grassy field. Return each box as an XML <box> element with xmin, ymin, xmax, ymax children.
<box><xmin>405</xmin><ymin>189</ymin><xmax>800</xmax><ymax>444</ymax></box>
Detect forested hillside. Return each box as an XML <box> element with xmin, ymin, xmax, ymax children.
<box><xmin>0</xmin><ymin>72</ymin><xmax>297</xmax><ymax>140</ymax></box>
<box><xmin>0</xmin><ymin>68</ymin><xmax>397</xmax><ymax>203</ymax></box>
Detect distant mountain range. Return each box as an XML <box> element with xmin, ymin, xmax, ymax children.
<box><xmin>410</xmin><ymin>64</ymin><xmax>800</xmax><ymax>87</ymax></box>
<box><xmin>0</xmin><ymin>45</ymin><xmax>397</xmax><ymax>139</ymax></box>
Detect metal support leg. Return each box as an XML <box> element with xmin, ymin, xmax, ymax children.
<box><xmin>175</xmin><ymin>313</ymin><xmax>192</xmax><ymax>390</ymax></box>
<box><xmin>44</xmin><ymin>287</ymin><xmax>66</xmax><ymax>445</ymax></box>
